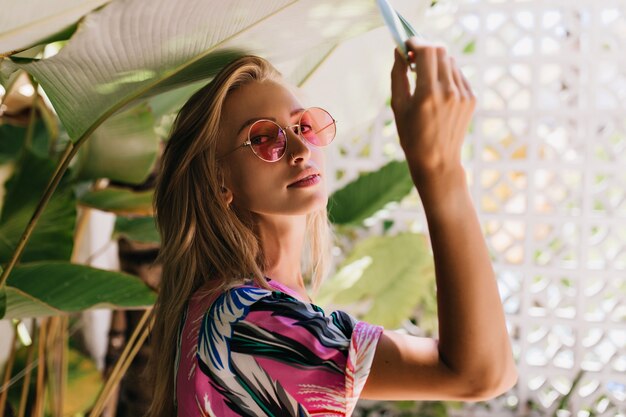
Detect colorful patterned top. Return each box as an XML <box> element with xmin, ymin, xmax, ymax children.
<box><xmin>174</xmin><ymin>277</ymin><xmax>384</xmax><ymax>417</ymax></box>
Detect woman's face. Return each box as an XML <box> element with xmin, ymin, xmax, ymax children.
<box><xmin>217</xmin><ymin>79</ymin><xmax>329</xmax><ymax>217</ymax></box>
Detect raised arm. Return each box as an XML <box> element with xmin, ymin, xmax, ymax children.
<box><xmin>361</xmin><ymin>38</ymin><xmax>517</xmax><ymax>402</ymax></box>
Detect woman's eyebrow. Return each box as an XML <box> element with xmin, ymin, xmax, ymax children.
<box><xmin>237</xmin><ymin>108</ymin><xmax>305</xmax><ymax>135</ymax></box>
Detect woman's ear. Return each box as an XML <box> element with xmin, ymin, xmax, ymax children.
<box><xmin>221</xmin><ymin>185</ymin><xmax>234</xmax><ymax>207</ymax></box>
<box><xmin>220</xmin><ymin>177</ymin><xmax>233</xmax><ymax>208</ymax></box>
<box><xmin>219</xmin><ymin>170</ymin><xmax>233</xmax><ymax>207</ymax></box>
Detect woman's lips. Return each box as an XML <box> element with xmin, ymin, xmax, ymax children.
<box><xmin>288</xmin><ymin>174</ymin><xmax>321</xmax><ymax>188</ymax></box>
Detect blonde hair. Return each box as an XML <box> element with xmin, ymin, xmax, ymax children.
<box><xmin>144</xmin><ymin>55</ymin><xmax>333</xmax><ymax>417</ymax></box>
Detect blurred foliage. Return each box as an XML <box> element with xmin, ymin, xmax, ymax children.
<box><xmin>0</xmin><ymin>0</ymin><xmax>451</xmax><ymax>415</ymax></box>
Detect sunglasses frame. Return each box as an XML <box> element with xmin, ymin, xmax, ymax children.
<box><xmin>218</xmin><ymin>106</ymin><xmax>337</xmax><ymax>162</ymax></box>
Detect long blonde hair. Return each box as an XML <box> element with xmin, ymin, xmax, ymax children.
<box><xmin>144</xmin><ymin>55</ymin><xmax>333</xmax><ymax>417</ymax></box>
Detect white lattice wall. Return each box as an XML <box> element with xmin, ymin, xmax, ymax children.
<box><xmin>326</xmin><ymin>1</ymin><xmax>625</xmax><ymax>415</ymax></box>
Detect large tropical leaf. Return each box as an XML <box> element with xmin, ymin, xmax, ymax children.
<box><xmin>2</xmin><ymin>261</ymin><xmax>156</xmax><ymax>319</ymax></box>
<box><xmin>0</xmin><ymin>119</ymin><xmax>50</xmax><ymax>163</ymax></box>
<box><xmin>145</xmin><ymin>25</ymin><xmax>402</xmax><ymax>137</ymax></box>
<box><xmin>0</xmin><ymin>0</ymin><xmax>110</xmax><ymax>55</ymax></box>
<box><xmin>6</xmin><ymin>0</ymin><xmax>394</xmax><ymax>142</ymax></box>
<box><xmin>316</xmin><ymin>232</ymin><xmax>434</xmax><ymax>329</ymax></box>
<box><xmin>74</xmin><ymin>103</ymin><xmax>159</xmax><ymax>185</ymax></box>
<box><xmin>78</xmin><ymin>186</ymin><xmax>153</xmax><ymax>215</ymax></box>
<box><xmin>0</xmin><ymin>151</ymin><xmax>76</xmax><ymax>263</ymax></box>
<box><xmin>113</xmin><ymin>216</ymin><xmax>160</xmax><ymax>244</ymax></box>
<box><xmin>294</xmin><ymin>0</ymin><xmax>430</xmax><ymax>143</ymax></box>
<box><xmin>296</xmin><ymin>27</ymin><xmax>398</xmax><ymax>146</ymax></box>
<box><xmin>328</xmin><ymin>160</ymin><xmax>414</xmax><ymax>226</ymax></box>
<box><xmin>0</xmin><ymin>62</ymin><xmax>21</xmax><ymax>89</ymax></box>
<box><xmin>147</xmin><ymin>79</ymin><xmax>208</xmax><ymax>121</ymax></box>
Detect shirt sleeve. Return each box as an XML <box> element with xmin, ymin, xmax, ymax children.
<box><xmin>226</xmin><ymin>288</ymin><xmax>384</xmax><ymax>416</ymax></box>
<box><xmin>195</xmin><ymin>285</ymin><xmax>383</xmax><ymax>416</ymax></box>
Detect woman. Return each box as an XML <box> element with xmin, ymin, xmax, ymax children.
<box><xmin>145</xmin><ymin>37</ymin><xmax>518</xmax><ymax>417</ymax></box>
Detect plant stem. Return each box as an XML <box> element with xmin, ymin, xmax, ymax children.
<box><xmin>17</xmin><ymin>325</ymin><xmax>36</xmax><ymax>417</ymax></box>
<box><xmin>33</xmin><ymin>318</ymin><xmax>48</xmax><ymax>417</ymax></box>
<box><xmin>60</xmin><ymin>316</ymin><xmax>68</xmax><ymax>417</ymax></box>
<box><xmin>45</xmin><ymin>317</ymin><xmax>63</xmax><ymax>417</ymax></box>
<box><xmin>88</xmin><ymin>308</ymin><xmax>153</xmax><ymax>417</ymax></box>
<box><xmin>0</xmin><ymin>140</ymin><xmax>74</xmax><ymax>290</ymax></box>
<box><xmin>553</xmin><ymin>369</ymin><xmax>585</xmax><ymax>415</ymax></box>
<box><xmin>109</xmin><ymin>318</ymin><xmax>151</xmax><ymax>411</ymax></box>
<box><xmin>0</xmin><ymin>325</ymin><xmax>17</xmax><ymax>417</ymax></box>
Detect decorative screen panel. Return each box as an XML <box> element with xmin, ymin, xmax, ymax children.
<box><xmin>326</xmin><ymin>1</ymin><xmax>625</xmax><ymax>415</ymax></box>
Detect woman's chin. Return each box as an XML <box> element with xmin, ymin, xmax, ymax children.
<box><xmin>253</xmin><ymin>199</ymin><xmax>328</xmax><ymax>217</ymax></box>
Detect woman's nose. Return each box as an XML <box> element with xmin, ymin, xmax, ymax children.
<box><xmin>286</xmin><ymin>127</ymin><xmax>311</xmax><ymax>164</ymax></box>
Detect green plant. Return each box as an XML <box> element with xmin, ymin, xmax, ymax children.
<box><xmin>0</xmin><ymin>0</ymin><xmax>440</xmax><ymax>414</ymax></box>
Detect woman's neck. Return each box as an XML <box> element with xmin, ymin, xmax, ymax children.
<box><xmin>256</xmin><ymin>213</ymin><xmax>308</xmax><ymax>297</ymax></box>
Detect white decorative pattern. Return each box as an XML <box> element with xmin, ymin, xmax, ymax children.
<box><xmin>326</xmin><ymin>1</ymin><xmax>625</xmax><ymax>415</ymax></box>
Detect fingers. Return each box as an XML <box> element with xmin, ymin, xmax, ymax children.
<box><xmin>392</xmin><ymin>37</ymin><xmax>475</xmax><ymax>107</ymax></box>
<box><xmin>436</xmin><ymin>46</ymin><xmax>455</xmax><ymax>93</ymax></box>
<box><xmin>450</xmin><ymin>56</ymin><xmax>477</xmax><ymax>106</ymax></box>
<box><xmin>405</xmin><ymin>37</ymin><xmax>437</xmax><ymax>90</ymax></box>
<box><xmin>390</xmin><ymin>47</ymin><xmax>411</xmax><ymax>113</ymax></box>
<box><xmin>449</xmin><ymin>56</ymin><xmax>466</xmax><ymax>96</ymax></box>
<box><xmin>456</xmin><ymin>61</ymin><xmax>476</xmax><ymax>99</ymax></box>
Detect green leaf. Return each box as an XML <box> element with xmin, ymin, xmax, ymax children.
<box><xmin>554</xmin><ymin>369</ymin><xmax>586</xmax><ymax>415</ymax></box>
<box><xmin>2</xmin><ymin>261</ymin><xmax>156</xmax><ymax>319</ymax></box>
<box><xmin>10</xmin><ymin>0</ymin><xmax>388</xmax><ymax>141</ymax></box>
<box><xmin>35</xmin><ymin>24</ymin><xmax>78</xmax><ymax>48</ymax></box>
<box><xmin>0</xmin><ymin>0</ymin><xmax>110</xmax><ymax>55</ymax></box>
<box><xmin>0</xmin><ymin>61</ymin><xmax>21</xmax><ymax>88</ymax></box>
<box><xmin>114</xmin><ymin>216</ymin><xmax>160</xmax><ymax>244</ymax></box>
<box><xmin>0</xmin><ymin>151</ymin><xmax>76</xmax><ymax>263</ymax></box>
<box><xmin>4</xmin><ymin>345</ymin><xmax>103</xmax><ymax>415</ymax></box>
<box><xmin>78</xmin><ymin>186</ymin><xmax>153</xmax><ymax>215</ymax></box>
<box><xmin>0</xmin><ymin>119</ymin><xmax>50</xmax><ymax>163</ymax></box>
<box><xmin>0</xmin><ymin>124</ymin><xmax>29</xmax><ymax>163</ymax></box>
<box><xmin>147</xmin><ymin>79</ymin><xmax>207</xmax><ymax>121</ymax></box>
<box><xmin>294</xmin><ymin>30</ymin><xmax>413</xmax><ymax>156</ymax></box>
<box><xmin>316</xmin><ymin>232</ymin><xmax>435</xmax><ymax>329</ymax></box>
<box><xmin>463</xmin><ymin>39</ymin><xmax>476</xmax><ymax>54</ymax></box>
<box><xmin>328</xmin><ymin>160</ymin><xmax>414</xmax><ymax>226</ymax></box>
<box><xmin>74</xmin><ymin>104</ymin><xmax>158</xmax><ymax>185</ymax></box>
<box><xmin>287</xmin><ymin>42</ymin><xmax>338</xmax><ymax>88</ymax></box>
<box><xmin>397</xmin><ymin>8</ymin><xmax>421</xmax><ymax>38</ymax></box>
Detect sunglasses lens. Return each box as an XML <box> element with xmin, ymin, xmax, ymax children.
<box><xmin>247</xmin><ymin>108</ymin><xmax>335</xmax><ymax>162</ymax></box>
<box><xmin>299</xmin><ymin>107</ymin><xmax>336</xmax><ymax>146</ymax></box>
<box><xmin>249</xmin><ymin>121</ymin><xmax>287</xmax><ymax>161</ymax></box>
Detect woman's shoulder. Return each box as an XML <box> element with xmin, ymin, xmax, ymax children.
<box><xmin>200</xmin><ymin>277</ymin><xmax>308</xmax><ymax>304</ymax></box>
<box><xmin>188</xmin><ymin>277</ymin><xmax>371</xmax><ymax>338</ymax></box>
<box><xmin>187</xmin><ymin>278</ymin><xmax>297</xmax><ymax>321</ymax></box>
<box><xmin>193</xmin><ymin>278</ymin><xmax>363</xmax><ymax>334</ymax></box>
<box><xmin>206</xmin><ymin>278</ymin><xmax>318</xmax><ymax>318</ymax></box>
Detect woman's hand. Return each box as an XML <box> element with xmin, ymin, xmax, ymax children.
<box><xmin>391</xmin><ymin>38</ymin><xmax>476</xmax><ymax>183</ymax></box>
<box><xmin>360</xmin><ymin>38</ymin><xmax>517</xmax><ymax>402</ymax></box>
